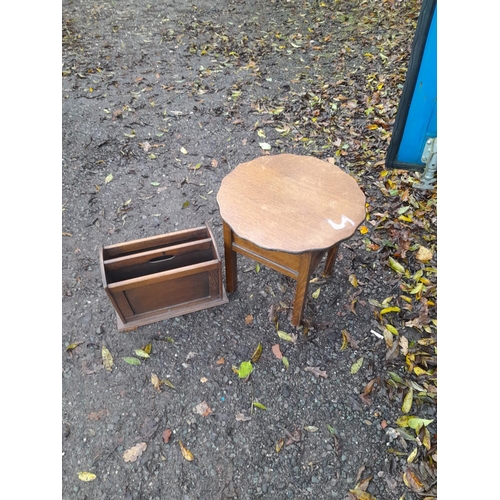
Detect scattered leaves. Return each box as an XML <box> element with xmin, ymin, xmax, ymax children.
<box><xmin>123</xmin><ymin>357</ymin><xmax>141</xmax><ymax>365</ymax></box>
<box><xmin>250</xmin><ymin>343</ymin><xmax>263</xmax><ymax>363</ymax></box>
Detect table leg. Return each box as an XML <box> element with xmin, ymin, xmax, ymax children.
<box><xmin>323</xmin><ymin>243</ymin><xmax>340</xmax><ymax>276</ymax></box>
<box><xmin>222</xmin><ymin>221</ymin><xmax>238</xmax><ymax>293</ymax></box>
<box><xmin>292</xmin><ymin>252</ymin><xmax>314</xmax><ymax>326</ymax></box>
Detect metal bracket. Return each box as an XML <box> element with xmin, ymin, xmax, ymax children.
<box><xmin>415</xmin><ymin>137</ymin><xmax>437</xmax><ymax>190</ymax></box>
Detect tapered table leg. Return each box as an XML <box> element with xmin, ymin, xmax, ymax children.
<box><xmin>323</xmin><ymin>243</ymin><xmax>340</xmax><ymax>276</ymax></box>
<box><xmin>292</xmin><ymin>252</ymin><xmax>315</xmax><ymax>326</ymax></box>
<box><xmin>223</xmin><ymin>221</ymin><xmax>238</xmax><ymax>293</ymax></box>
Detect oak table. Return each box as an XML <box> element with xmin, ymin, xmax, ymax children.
<box><xmin>216</xmin><ymin>154</ymin><xmax>366</xmax><ymax>326</ymax></box>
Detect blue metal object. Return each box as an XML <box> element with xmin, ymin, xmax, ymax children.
<box><xmin>386</xmin><ymin>0</ymin><xmax>437</xmax><ymax>176</ymax></box>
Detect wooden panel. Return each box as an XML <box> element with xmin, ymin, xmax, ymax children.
<box><xmin>102</xmin><ymin>226</ymin><xmax>209</xmax><ymax>259</ymax></box>
<box><xmin>232</xmin><ymin>232</ymin><xmax>301</xmax><ymax>279</ymax></box>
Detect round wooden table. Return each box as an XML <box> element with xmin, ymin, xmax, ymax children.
<box><xmin>217</xmin><ymin>154</ymin><xmax>366</xmax><ymax>326</ymax></box>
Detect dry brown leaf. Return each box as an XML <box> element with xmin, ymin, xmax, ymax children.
<box><xmin>245</xmin><ymin>314</ymin><xmax>253</xmax><ymax>325</ymax></box>
<box><xmin>271</xmin><ymin>344</ymin><xmax>283</xmax><ymax>359</ymax></box>
<box><xmin>162</xmin><ymin>429</ymin><xmax>172</xmax><ymax>443</ymax></box>
<box><xmin>87</xmin><ymin>409</ymin><xmax>108</xmax><ymax>421</ymax></box>
<box><xmin>216</xmin><ymin>357</ymin><xmax>225</xmax><ymax>365</ymax></box>
<box><xmin>211</xmin><ymin>158</ymin><xmax>218</xmax><ymax>168</ymax></box>
<box><xmin>123</xmin><ymin>442</ymin><xmax>147</xmax><ymax>463</ymax></box>
<box><xmin>193</xmin><ymin>401</ymin><xmax>213</xmax><ymax>417</ymax></box>
<box><xmin>151</xmin><ymin>373</ymin><xmax>161</xmax><ymax>393</ymax></box>
<box><xmin>304</xmin><ymin>366</ymin><xmax>328</xmax><ymax>379</ymax></box>
<box><xmin>399</xmin><ymin>336</ymin><xmax>409</xmax><ymax>356</ymax></box>
<box><xmin>178</xmin><ymin>440</ymin><xmax>194</xmax><ymax>461</ymax></box>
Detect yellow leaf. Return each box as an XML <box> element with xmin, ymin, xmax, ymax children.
<box><xmin>349</xmin><ymin>489</ymin><xmax>377</xmax><ymax>500</ymax></box>
<box><xmin>402</xmin><ymin>387</ymin><xmax>413</xmax><ymax>413</ymax></box>
<box><xmin>380</xmin><ymin>306</ymin><xmax>400</xmax><ymax>315</ymax></box>
<box><xmin>312</xmin><ymin>287</ymin><xmax>321</xmax><ymax>299</ymax></box>
<box><xmin>178</xmin><ymin>440</ymin><xmax>194</xmax><ymax>461</ymax></box>
<box><xmin>349</xmin><ymin>274</ymin><xmax>359</xmax><ymax>287</ymax></box>
<box><xmin>276</xmin><ymin>438</ymin><xmax>284</xmax><ymax>453</ymax></box>
<box><xmin>180</xmin><ymin>147</ymin><xmax>188</xmax><ymax>154</ymax></box>
<box><xmin>105</xmin><ymin>173</ymin><xmax>113</xmax><ymax>184</ymax></box>
<box><xmin>142</xmin><ymin>343</ymin><xmax>152</xmax><ymax>354</ymax></box>
<box><xmin>78</xmin><ymin>472</ymin><xmax>96</xmax><ymax>482</ymax></box>
<box><xmin>250</xmin><ymin>343</ymin><xmax>263</xmax><ymax>363</ymax></box>
<box><xmin>385</xmin><ymin>324</ymin><xmax>399</xmax><ymax>336</ymax></box>
<box><xmin>413</xmin><ymin>366</ymin><xmax>429</xmax><ymax>376</ymax></box>
<box><xmin>340</xmin><ymin>330</ymin><xmax>349</xmax><ymax>351</ymax></box>
<box><xmin>422</xmin><ymin>427</ymin><xmax>431</xmax><ymax>450</ymax></box>
<box><xmin>407</xmin><ymin>447</ymin><xmax>418</xmax><ymax>463</ymax></box>
<box><xmin>277</xmin><ymin>330</ymin><xmax>296</xmax><ymax>343</ymax></box>
<box><xmin>102</xmin><ymin>346</ymin><xmax>113</xmax><ymax>371</ymax></box>
<box><xmin>359</xmin><ymin>225</ymin><xmax>369</xmax><ymax>234</ymax></box>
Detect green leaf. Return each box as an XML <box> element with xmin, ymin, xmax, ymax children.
<box><xmin>255</xmin><ymin>263</ymin><xmax>260</xmax><ymax>273</ymax></box>
<box><xmin>134</xmin><ymin>349</ymin><xmax>150</xmax><ymax>358</ymax></box>
<box><xmin>277</xmin><ymin>330</ymin><xmax>294</xmax><ymax>342</ymax></box>
<box><xmin>407</xmin><ymin>417</ymin><xmax>433</xmax><ymax>430</ymax></box>
<box><xmin>388</xmin><ymin>256</ymin><xmax>405</xmax><ymax>274</ymax></box>
<box><xmin>388</xmin><ymin>371</ymin><xmax>404</xmax><ymax>384</ymax></box>
<box><xmin>238</xmin><ymin>361</ymin><xmax>253</xmax><ymax>379</ymax></box>
<box><xmin>122</xmin><ymin>357</ymin><xmax>141</xmax><ymax>365</ymax></box>
<box><xmin>282</xmin><ymin>356</ymin><xmax>289</xmax><ymax>369</ymax></box>
<box><xmin>150</xmin><ymin>181</ymin><xmax>160</xmax><ymax>186</ymax></box>
<box><xmin>252</xmin><ymin>401</ymin><xmax>267</xmax><ymax>410</ymax></box>
<box><xmin>350</xmin><ymin>357</ymin><xmax>364</xmax><ymax>374</ymax></box>
<box><xmin>182</xmin><ymin>201</ymin><xmax>190</xmax><ymax>209</ymax></box>
<box><xmin>312</xmin><ymin>287</ymin><xmax>321</xmax><ymax>299</ymax></box>
<box><xmin>380</xmin><ymin>306</ymin><xmax>400</xmax><ymax>315</ymax></box>
<box><xmin>327</xmin><ymin>425</ymin><xmax>337</xmax><ymax>436</ymax></box>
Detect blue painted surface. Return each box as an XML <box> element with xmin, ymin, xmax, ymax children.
<box><xmin>397</xmin><ymin>5</ymin><xmax>437</xmax><ymax>165</ymax></box>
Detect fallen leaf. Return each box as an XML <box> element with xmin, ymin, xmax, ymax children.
<box><xmin>180</xmin><ymin>147</ymin><xmax>188</xmax><ymax>154</ymax></box>
<box><xmin>66</xmin><ymin>341</ymin><xmax>83</xmax><ymax>352</ymax></box>
<box><xmin>415</xmin><ymin>246</ymin><xmax>433</xmax><ymax>262</ymax></box>
<box><xmin>351</xmin><ymin>357</ymin><xmax>364</xmax><ymax>374</ymax></box>
<box><xmin>252</xmin><ymin>401</ymin><xmax>267</xmax><ymax>410</ymax></box>
<box><xmin>216</xmin><ymin>357</ymin><xmax>225</xmax><ymax>365</ymax></box>
<box><xmin>388</xmin><ymin>256</ymin><xmax>405</xmax><ymax>274</ymax></box>
<box><xmin>178</xmin><ymin>440</ymin><xmax>194</xmax><ymax>461</ymax></box>
<box><xmin>282</xmin><ymin>356</ymin><xmax>289</xmax><ymax>369</ymax></box>
<box><xmin>237</xmin><ymin>361</ymin><xmax>253</xmax><ymax>378</ymax></box>
<box><xmin>276</xmin><ymin>438</ymin><xmax>284</xmax><ymax>452</ymax></box>
<box><xmin>123</xmin><ymin>357</ymin><xmax>141</xmax><ymax>365</ymax></box>
<box><xmin>304</xmin><ymin>425</ymin><xmax>319</xmax><ymax>432</ymax></box>
<box><xmin>235</xmin><ymin>412</ymin><xmax>252</xmax><ymax>422</ymax></box>
<box><xmin>135</xmin><ymin>349</ymin><xmax>150</xmax><ymax>358</ymax></box>
<box><xmin>77</xmin><ymin>472</ymin><xmax>96</xmax><ymax>482</ymax></box>
<box><xmin>312</xmin><ymin>287</ymin><xmax>321</xmax><ymax>299</ymax></box>
<box><xmin>304</xmin><ymin>366</ymin><xmax>328</xmax><ymax>379</ymax></box>
<box><xmin>245</xmin><ymin>314</ymin><xmax>254</xmax><ymax>325</ymax></box>
<box><xmin>277</xmin><ymin>330</ymin><xmax>297</xmax><ymax>343</ymax></box>
<box><xmin>123</xmin><ymin>442</ymin><xmax>147</xmax><ymax>463</ymax></box>
<box><xmin>200</xmin><ymin>377</ymin><xmax>208</xmax><ymax>383</ymax></box>
<box><xmin>349</xmin><ymin>274</ymin><xmax>359</xmax><ymax>287</ymax></box>
<box><xmin>102</xmin><ymin>346</ymin><xmax>113</xmax><ymax>371</ymax></box>
<box><xmin>349</xmin><ymin>489</ymin><xmax>377</xmax><ymax>500</ymax></box>
<box><xmin>211</xmin><ymin>159</ymin><xmax>218</xmax><ymax>168</ymax></box>
<box><xmin>105</xmin><ymin>173</ymin><xmax>113</xmax><ymax>184</ymax></box>
<box><xmin>271</xmin><ymin>344</ymin><xmax>283</xmax><ymax>359</ymax></box>
<box><xmin>399</xmin><ymin>336</ymin><xmax>409</xmax><ymax>355</ymax></box>
<box><xmin>193</xmin><ymin>401</ymin><xmax>213</xmax><ymax>417</ymax></box>
<box><xmin>161</xmin><ymin>378</ymin><xmax>175</xmax><ymax>390</ymax></box>
<box><xmin>403</xmin><ymin>467</ymin><xmax>425</xmax><ymax>492</ymax></box>
<box><xmin>151</xmin><ymin>373</ymin><xmax>161</xmax><ymax>392</ymax></box>
<box><xmin>259</xmin><ymin>142</ymin><xmax>271</xmax><ymax>150</ymax></box>
<box><xmin>250</xmin><ymin>342</ymin><xmax>263</xmax><ymax>363</ymax></box>
<box><xmin>402</xmin><ymin>387</ymin><xmax>414</xmax><ymax>413</ymax></box>
<box><xmin>162</xmin><ymin>429</ymin><xmax>172</xmax><ymax>443</ymax></box>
